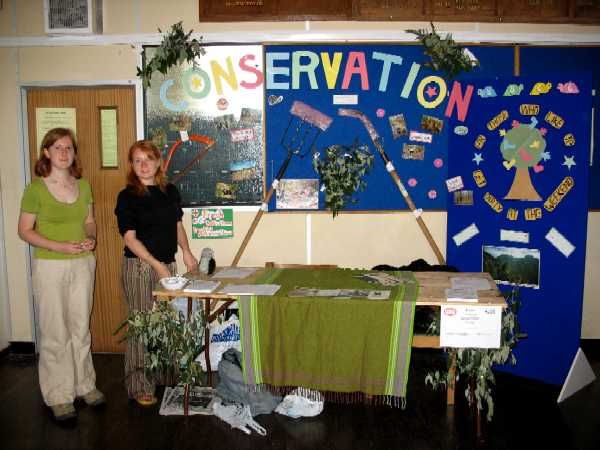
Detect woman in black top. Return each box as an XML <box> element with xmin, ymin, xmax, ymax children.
<box><xmin>115</xmin><ymin>140</ymin><xmax>197</xmax><ymax>405</ymax></box>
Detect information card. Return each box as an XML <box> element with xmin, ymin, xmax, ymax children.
<box><xmin>440</xmin><ymin>305</ymin><xmax>502</xmax><ymax>349</ymax></box>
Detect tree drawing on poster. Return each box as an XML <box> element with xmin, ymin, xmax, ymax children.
<box><xmin>447</xmin><ymin>74</ymin><xmax>592</xmax><ymax>386</ymax></box>
<box><xmin>499</xmin><ymin>117</ymin><xmax>546</xmax><ymax>200</ymax></box>
<box><xmin>143</xmin><ymin>45</ymin><xmax>264</xmax><ymax>206</ymax></box>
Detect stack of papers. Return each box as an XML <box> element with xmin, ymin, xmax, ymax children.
<box><xmin>212</xmin><ymin>268</ymin><xmax>258</xmax><ymax>279</ymax></box>
<box><xmin>445</xmin><ymin>288</ymin><xmax>478</xmax><ymax>303</ymax></box>
<box><xmin>288</xmin><ymin>288</ymin><xmax>391</xmax><ymax>300</ymax></box>
<box><xmin>183</xmin><ymin>280</ymin><xmax>220</xmax><ymax>293</ymax></box>
<box><xmin>450</xmin><ymin>277</ymin><xmax>492</xmax><ymax>291</ymax></box>
<box><xmin>219</xmin><ymin>284</ymin><xmax>281</xmax><ymax>296</ymax></box>
<box><xmin>159</xmin><ymin>386</ymin><xmax>215</xmax><ymax>416</ymax></box>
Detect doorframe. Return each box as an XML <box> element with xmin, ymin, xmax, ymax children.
<box><xmin>18</xmin><ymin>78</ymin><xmax>143</xmax><ymax>350</ymax></box>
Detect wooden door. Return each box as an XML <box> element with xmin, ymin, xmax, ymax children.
<box><xmin>26</xmin><ymin>86</ymin><xmax>136</xmax><ymax>352</ymax></box>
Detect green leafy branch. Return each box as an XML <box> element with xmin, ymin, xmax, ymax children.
<box><xmin>137</xmin><ymin>21</ymin><xmax>205</xmax><ymax>89</ymax></box>
<box><xmin>425</xmin><ymin>287</ymin><xmax>524</xmax><ymax>422</ymax></box>
<box><xmin>115</xmin><ymin>301</ymin><xmax>206</xmax><ymax>387</ymax></box>
<box><xmin>313</xmin><ymin>143</ymin><xmax>374</xmax><ymax>218</ymax></box>
<box><xmin>407</xmin><ymin>22</ymin><xmax>479</xmax><ymax>80</ymax></box>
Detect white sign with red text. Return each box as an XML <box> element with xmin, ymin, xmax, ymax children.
<box><xmin>440</xmin><ymin>304</ymin><xmax>502</xmax><ymax>348</ymax></box>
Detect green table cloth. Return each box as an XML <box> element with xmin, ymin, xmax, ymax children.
<box><xmin>238</xmin><ymin>268</ymin><xmax>418</xmax><ymax>406</ymax></box>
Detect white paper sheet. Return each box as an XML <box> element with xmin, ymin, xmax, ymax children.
<box><xmin>450</xmin><ymin>277</ymin><xmax>492</xmax><ymax>291</ymax></box>
<box><xmin>440</xmin><ymin>305</ymin><xmax>502</xmax><ymax>348</ymax></box>
<box><xmin>445</xmin><ymin>175</ymin><xmax>464</xmax><ymax>192</ymax></box>
<box><xmin>452</xmin><ymin>223</ymin><xmax>479</xmax><ymax>246</ymax></box>
<box><xmin>500</xmin><ymin>229</ymin><xmax>530</xmax><ymax>244</ymax></box>
<box><xmin>445</xmin><ymin>288</ymin><xmax>478</xmax><ymax>303</ymax></box>
<box><xmin>219</xmin><ymin>284</ymin><xmax>281</xmax><ymax>296</ymax></box>
<box><xmin>332</xmin><ymin>94</ymin><xmax>358</xmax><ymax>105</ymax></box>
<box><xmin>212</xmin><ymin>268</ymin><xmax>258</xmax><ymax>279</ymax></box>
<box><xmin>545</xmin><ymin>227</ymin><xmax>575</xmax><ymax>258</ymax></box>
<box><xmin>183</xmin><ymin>280</ymin><xmax>220</xmax><ymax>293</ymax></box>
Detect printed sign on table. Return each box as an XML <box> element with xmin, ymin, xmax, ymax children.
<box><xmin>440</xmin><ymin>304</ymin><xmax>502</xmax><ymax>349</ymax></box>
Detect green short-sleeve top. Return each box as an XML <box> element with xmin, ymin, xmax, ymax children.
<box><xmin>20</xmin><ymin>178</ymin><xmax>93</xmax><ymax>260</ymax></box>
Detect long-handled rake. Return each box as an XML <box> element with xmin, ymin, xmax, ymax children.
<box><xmin>338</xmin><ymin>108</ymin><xmax>446</xmax><ymax>265</ymax></box>
<box><xmin>231</xmin><ymin>101</ymin><xmax>332</xmax><ymax>267</ymax></box>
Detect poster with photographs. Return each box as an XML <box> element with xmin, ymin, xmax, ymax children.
<box><xmin>143</xmin><ymin>44</ymin><xmax>264</xmax><ymax>206</ymax></box>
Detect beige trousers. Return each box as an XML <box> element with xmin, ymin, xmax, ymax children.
<box><xmin>32</xmin><ymin>255</ymin><xmax>97</xmax><ymax>406</ymax></box>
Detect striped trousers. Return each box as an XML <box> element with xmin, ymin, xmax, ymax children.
<box><xmin>121</xmin><ymin>257</ymin><xmax>177</xmax><ymax>398</ymax></box>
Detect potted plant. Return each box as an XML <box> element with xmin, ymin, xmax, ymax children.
<box><xmin>425</xmin><ymin>288</ymin><xmax>523</xmax><ymax>432</ymax></box>
<box><xmin>115</xmin><ymin>301</ymin><xmax>206</xmax><ymax>413</ymax></box>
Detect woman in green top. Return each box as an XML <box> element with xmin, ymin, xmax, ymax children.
<box><xmin>18</xmin><ymin>128</ymin><xmax>106</xmax><ymax>421</ymax></box>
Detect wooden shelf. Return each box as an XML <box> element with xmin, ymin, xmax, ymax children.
<box><xmin>198</xmin><ymin>0</ymin><xmax>600</xmax><ymax>24</ymax></box>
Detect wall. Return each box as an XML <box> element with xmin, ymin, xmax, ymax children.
<box><xmin>0</xmin><ymin>171</ymin><xmax>11</xmax><ymax>351</ymax></box>
<box><xmin>0</xmin><ymin>0</ymin><xmax>599</xmax><ymax>347</ymax></box>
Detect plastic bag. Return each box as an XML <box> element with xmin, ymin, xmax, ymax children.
<box><xmin>212</xmin><ymin>397</ymin><xmax>267</xmax><ymax>436</ymax></box>
<box><xmin>196</xmin><ymin>314</ymin><xmax>241</xmax><ymax>371</ymax></box>
<box><xmin>275</xmin><ymin>388</ymin><xmax>324</xmax><ymax>419</ymax></box>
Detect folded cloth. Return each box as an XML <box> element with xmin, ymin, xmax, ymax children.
<box><xmin>239</xmin><ymin>268</ymin><xmax>418</xmax><ymax>404</ymax></box>
<box><xmin>216</xmin><ymin>348</ymin><xmax>281</xmax><ymax>416</ymax></box>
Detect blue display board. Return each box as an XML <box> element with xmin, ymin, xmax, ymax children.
<box><xmin>520</xmin><ymin>46</ymin><xmax>600</xmax><ymax>209</ymax></box>
<box><xmin>447</xmin><ymin>73</ymin><xmax>592</xmax><ymax>385</ymax></box>
<box><xmin>264</xmin><ymin>44</ymin><xmax>514</xmax><ymax>211</ymax></box>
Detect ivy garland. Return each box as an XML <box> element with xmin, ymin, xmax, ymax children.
<box><xmin>312</xmin><ymin>143</ymin><xmax>374</xmax><ymax>218</ymax></box>
<box><xmin>425</xmin><ymin>288</ymin><xmax>523</xmax><ymax>422</ymax></box>
<box><xmin>407</xmin><ymin>22</ymin><xmax>479</xmax><ymax>80</ymax></box>
<box><xmin>115</xmin><ymin>301</ymin><xmax>206</xmax><ymax>387</ymax></box>
<box><xmin>137</xmin><ymin>21</ymin><xmax>205</xmax><ymax>89</ymax></box>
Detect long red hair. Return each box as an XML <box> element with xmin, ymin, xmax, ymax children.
<box><xmin>126</xmin><ymin>140</ymin><xmax>167</xmax><ymax>195</ymax></box>
<box><xmin>34</xmin><ymin>128</ymin><xmax>82</xmax><ymax>178</ymax></box>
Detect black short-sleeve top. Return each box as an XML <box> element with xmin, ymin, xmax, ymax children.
<box><xmin>114</xmin><ymin>183</ymin><xmax>183</xmax><ymax>263</ymax></box>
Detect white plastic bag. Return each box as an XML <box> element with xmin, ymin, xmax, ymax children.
<box><xmin>196</xmin><ymin>314</ymin><xmax>241</xmax><ymax>371</ymax></box>
<box><xmin>212</xmin><ymin>398</ymin><xmax>267</xmax><ymax>436</ymax></box>
<box><xmin>275</xmin><ymin>388</ymin><xmax>324</xmax><ymax>418</ymax></box>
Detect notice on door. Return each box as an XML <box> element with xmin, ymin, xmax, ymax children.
<box><xmin>35</xmin><ymin>107</ymin><xmax>77</xmax><ymax>150</ymax></box>
<box><xmin>440</xmin><ymin>304</ymin><xmax>502</xmax><ymax>348</ymax></box>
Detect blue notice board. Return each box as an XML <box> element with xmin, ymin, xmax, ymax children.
<box><xmin>520</xmin><ymin>46</ymin><xmax>600</xmax><ymax>209</ymax></box>
<box><xmin>264</xmin><ymin>44</ymin><xmax>514</xmax><ymax>212</ymax></box>
<box><xmin>447</xmin><ymin>73</ymin><xmax>592</xmax><ymax>385</ymax></box>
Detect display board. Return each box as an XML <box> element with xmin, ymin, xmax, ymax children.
<box><xmin>446</xmin><ymin>73</ymin><xmax>592</xmax><ymax>385</ymax></box>
<box><xmin>519</xmin><ymin>46</ymin><xmax>600</xmax><ymax>209</ymax></box>
<box><xmin>144</xmin><ymin>44</ymin><xmax>264</xmax><ymax>207</ymax></box>
<box><xmin>264</xmin><ymin>44</ymin><xmax>515</xmax><ymax>212</ymax></box>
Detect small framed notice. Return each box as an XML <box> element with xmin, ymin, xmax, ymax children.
<box><xmin>191</xmin><ymin>208</ymin><xmax>233</xmax><ymax>239</ymax></box>
<box><xmin>35</xmin><ymin>107</ymin><xmax>77</xmax><ymax>150</ymax></box>
<box><xmin>99</xmin><ymin>107</ymin><xmax>118</xmax><ymax>168</ymax></box>
<box><xmin>440</xmin><ymin>305</ymin><xmax>502</xmax><ymax>349</ymax></box>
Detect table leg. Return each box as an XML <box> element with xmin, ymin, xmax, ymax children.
<box><xmin>183</xmin><ymin>384</ymin><xmax>189</xmax><ymax>417</ymax></box>
<box><xmin>204</xmin><ymin>298</ymin><xmax>212</xmax><ymax>385</ymax></box>
<box><xmin>447</xmin><ymin>352</ymin><xmax>456</xmax><ymax>405</ymax></box>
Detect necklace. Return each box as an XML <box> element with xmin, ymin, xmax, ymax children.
<box><xmin>46</xmin><ymin>176</ymin><xmax>75</xmax><ymax>189</ymax></box>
